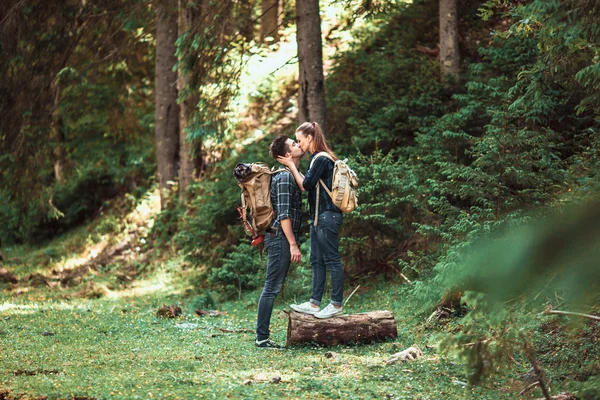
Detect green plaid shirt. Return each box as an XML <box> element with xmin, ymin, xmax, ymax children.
<box><xmin>270</xmin><ymin>170</ymin><xmax>302</xmax><ymax>236</ymax></box>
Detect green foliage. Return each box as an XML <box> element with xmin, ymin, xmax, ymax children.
<box><xmin>206</xmin><ymin>242</ymin><xmax>264</xmax><ymax>299</ymax></box>
<box><xmin>577</xmin><ymin>376</ymin><xmax>600</xmax><ymax>400</ymax></box>
<box><xmin>340</xmin><ymin>150</ymin><xmax>423</xmax><ymax>277</ymax></box>
<box><xmin>0</xmin><ymin>0</ymin><xmax>154</xmax><ymax>245</ymax></box>
<box><xmin>327</xmin><ymin>0</ymin><xmax>445</xmax><ymax>154</ymax></box>
<box><xmin>0</xmin><ymin>136</ymin><xmax>154</xmax><ymax>244</ymax></box>
<box><xmin>188</xmin><ymin>291</ymin><xmax>217</xmax><ymax>311</ymax></box>
<box><xmin>421</xmin><ymin>202</ymin><xmax>600</xmax><ymax>386</ymax></box>
<box><xmin>436</xmin><ymin>291</ymin><xmax>521</xmax><ymax>386</ymax></box>
<box><xmin>167</xmin><ymin>0</ymin><xmax>600</xmax><ymax>307</ymax></box>
<box><xmin>169</xmin><ymin>138</ymin><xmax>271</xmax><ymax>277</ymax></box>
<box><xmin>175</xmin><ymin>0</ymin><xmax>255</xmax><ymax>151</ymax></box>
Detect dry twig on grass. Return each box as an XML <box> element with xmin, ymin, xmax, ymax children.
<box><xmin>544</xmin><ymin>309</ymin><xmax>600</xmax><ymax>321</ymax></box>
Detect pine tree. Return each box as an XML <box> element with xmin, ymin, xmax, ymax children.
<box><xmin>296</xmin><ymin>0</ymin><xmax>326</xmax><ymax>131</ymax></box>
<box><xmin>155</xmin><ymin>1</ymin><xmax>180</xmax><ymax>208</ymax></box>
<box><xmin>439</xmin><ymin>0</ymin><xmax>460</xmax><ymax>81</ymax></box>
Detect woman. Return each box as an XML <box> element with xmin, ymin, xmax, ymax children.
<box><xmin>277</xmin><ymin>121</ymin><xmax>344</xmax><ymax>319</ymax></box>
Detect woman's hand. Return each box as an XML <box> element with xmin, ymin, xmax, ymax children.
<box><xmin>277</xmin><ymin>155</ymin><xmax>295</xmax><ymax>169</ymax></box>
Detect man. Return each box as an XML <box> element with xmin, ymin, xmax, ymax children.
<box><xmin>255</xmin><ymin>135</ymin><xmax>304</xmax><ymax>348</ymax></box>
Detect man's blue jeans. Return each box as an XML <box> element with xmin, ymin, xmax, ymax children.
<box><xmin>256</xmin><ymin>232</ymin><xmax>291</xmax><ymax>341</ymax></box>
<box><xmin>309</xmin><ymin>211</ymin><xmax>344</xmax><ymax>307</ymax></box>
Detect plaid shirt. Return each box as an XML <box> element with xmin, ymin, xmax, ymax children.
<box><xmin>270</xmin><ymin>170</ymin><xmax>302</xmax><ymax>236</ymax></box>
<box><xmin>303</xmin><ymin>154</ymin><xmax>341</xmax><ymax>221</ymax></box>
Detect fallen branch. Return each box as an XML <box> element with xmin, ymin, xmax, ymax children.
<box><xmin>461</xmin><ymin>339</ymin><xmax>491</xmax><ymax>348</ymax></box>
<box><xmin>521</xmin><ymin>333</ymin><xmax>551</xmax><ymax>400</ymax></box>
<box><xmin>399</xmin><ymin>272</ymin><xmax>412</xmax><ymax>284</ymax></box>
<box><xmin>544</xmin><ymin>309</ymin><xmax>600</xmax><ymax>321</ymax></box>
<box><xmin>390</xmin><ymin>265</ymin><xmax>413</xmax><ymax>284</ymax></box>
<box><xmin>519</xmin><ymin>381</ymin><xmax>540</xmax><ymax>396</ymax></box>
<box><xmin>387</xmin><ymin>346</ymin><xmax>423</xmax><ymax>364</ymax></box>
<box><xmin>219</xmin><ymin>328</ymin><xmax>253</xmax><ymax>334</ymax></box>
<box><xmin>416</xmin><ymin>43</ymin><xmax>440</xmax><ymax>58</ymax></box>
<box><xmin>343</xmin><ymin>285</ymin><xmax>361</xmax><ymax>307</ymax></box>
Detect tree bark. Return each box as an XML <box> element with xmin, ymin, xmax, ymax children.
<box><xmin>286</xmin><ymin>310</ymin><xmax>398</xmax><ymax>347</ymax></box>
<box><xmin>155</xmin><ymin>1</ymin><xmax>180</xmax><ymax>208</ymax></box>
<box><xmin>260</xmin><ymin>0</ymin><xmax>280</xmax><ymax>43</ymax></box>
<box><xmin>50</xmin><ymin>82</ymin><xmax>65</xmax><ymax>184</ymax></box>
<box><xmin>177</xmin><ymin>0</ymin><xmax>197</xmax><ymax>201</ymax></box>
<box><xmin>439</xmin><ymin>0</ymin><xmax>460</xmax><ymax>81</ymax></box>
<box><xmin>237</xmin><ymin>0</ymin><xmax>255</xmax><ymax>43</ymax></box>
<box><xmin>296</xmin><ymin>0</ymin><xmax>327</xmax><ymax>133</ymax></box>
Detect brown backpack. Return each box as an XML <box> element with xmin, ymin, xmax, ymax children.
<box><xmin>309</xmin><ymin>152</ymin><xmax>359</xmax><ymax>226</ymax></box>
<box><xmin>233</xmin><ymin>163</ymin><xmax>286</xmax><ymax>246</ymax></box>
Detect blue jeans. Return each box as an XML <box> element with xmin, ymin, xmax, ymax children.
<box><xmin>309</xmin><ymin>211</ymin><xmax>344</xmax><ymax>307</ymax></box>
<box><xmin>256</xmin><ymin>232</ymin><xmax>291</xmax><ymax>341</ymax></box>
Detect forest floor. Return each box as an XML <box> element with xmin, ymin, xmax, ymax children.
<box><xmin>0</xmin><ymin>192</ymin><xmax>596</xmax><ymax>399</ymax></box>
<box><xmin>0</xmin><ymin>267</ymin><xmax>514</xmax><ymax>400</ymax></box>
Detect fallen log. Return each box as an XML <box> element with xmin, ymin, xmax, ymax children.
<box><xmin>286</xmin><ymin>310</ymin><xmax>398</xmax><ymax>347</ymax></box>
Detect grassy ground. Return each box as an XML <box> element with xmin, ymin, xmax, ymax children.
<box><xmin>1</xmin><ymin>263</ymin><xmax>514</xmax><ymax>400</ymax></box>
<box><xmin>1</xmin><ymin>194</ymin><xmax>597</xmax><ymax>399</ymax></box>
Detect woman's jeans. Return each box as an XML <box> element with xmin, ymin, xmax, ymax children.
<box><xmin>309</xmin><ymin>211</ymin><xmax>344</xmax><ymax>307</ymax></box>
<box><xmin>256</xmin><ymin>232</ymin><xmax>291</xmax><ymax>341</ymax></box>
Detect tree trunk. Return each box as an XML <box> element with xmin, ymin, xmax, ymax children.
<box><xmin>260</xmin><ymin>0</ymin><xmax>280</xmax><ymax>43</ymax></box>
<box><xmin>439</xmin><ymin>0</ymin><xmax>460</xmax><ymax>81</ymax></box>
<box><xmin>177</xmin><ymin>0</ymin><xmax>198</xmax><ymax>201</ymax></box>
<box><xmin>193</xmin><ymin>141</ymin><xmax>205</xmax><ymax>179</ymax></box>
<box><xmin>155</xmin><ymin>1</ymin><xmax>180</xmax><ymax>208</ymax></box>
<box><xmin>286</xmin><ymin>310</ymin><xmax>398</xmax><ymax>347</ymax></box>
<box><xmin>50</xmin><ymin>83</ymin><xmax>65</xmax><ymax>184</ymax></box>
<box><xmin>237</xmin><ymin>0</ymin><xmax>255</xmax><ymax>43</ymax></box>
<box><xmin>296</xmin><ymin>0</ymin><xmax>326</xmax><ymax>133</ymax></box>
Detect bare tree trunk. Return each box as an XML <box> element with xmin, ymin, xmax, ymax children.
<box><xmin>237</xmin><ymin>0</ymin><xmax>255</xmax><ymax>42</ymax></box>
<box><xmin>155</xmin><ymin>1</ymin><xmax>180</xmax><ymax>208</ymax></box>
<box><xmin>177</xmin><ymin>0</ymin><xmax>197</xmax><ymax>201</ymax></box>
<box><xmin>439</xmin><ymin>0</ymin><xmax>460</xmax><ymax>81</ymax></box>
<box><xmin>193</xmin><ymin>141</ymin><xmax>205</xmax><ymax>180</ymax></box>
<box><xmin>260</xmin><ymin>0</ymin><xmax>280</xmax><ymax>43</ymax></box>
<box><xmin>50</xmin><ymin>83</ymin><xmax>65</xmax><ymax>184</ymax></box>
<box><xmin>296</xmin><ymin>0</ymin><xmax>326</xmax><ymax>133</ymax></box>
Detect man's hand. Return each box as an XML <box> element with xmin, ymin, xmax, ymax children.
<box><xmin>290</xmin><ymin>243</ymin><xmax>301</xmax><ymax>263</ymax></box>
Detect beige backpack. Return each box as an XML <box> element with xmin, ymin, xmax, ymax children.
<box><xmin>233</xmin><ymin>163</ymin><xmax>286</xmax><ymax>245</ymax></box>
<box><xmin>310</xmin><ymin>152</ymin><xmax>359</xmax><ymax>225</ymax></box>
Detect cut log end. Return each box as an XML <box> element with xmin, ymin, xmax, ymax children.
<box><xmin>286</xmin><ymin>310</ymin><xmax>398</xmax><ymax>347</ymax></box>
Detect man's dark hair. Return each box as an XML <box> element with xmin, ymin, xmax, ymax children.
<box><xmin>269</xmin><ymin>135</ymin><xmax>290</xmax><ymax>160</ymax></box>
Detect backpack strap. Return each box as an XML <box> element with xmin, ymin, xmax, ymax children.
<box><xmin>246</xmin><ymin>186</ymin><xmax>258</xmax><ymax>233</ymax></box>
<box><xmin>241</xmin><ymin>192</ymin><xmax>247</xmax><ymax>223</ymax></box>
<box><xmin>267</xmin><ymin>167</ymin><xmax>291</xmax><ymax>229</ymax></box>
<box><xmin>309</xmin><ymin>152</ymin><xmax>334</xmax><ymax>168</ymax></box>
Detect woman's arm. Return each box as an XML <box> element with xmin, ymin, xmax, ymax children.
<box><xmin>302</xmin><ymin>156</ymin><xmax>328</xmax><ymax>191</ymax></box>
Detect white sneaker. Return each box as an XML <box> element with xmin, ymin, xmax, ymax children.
<box><xmin>314</xmin><ymin>304</ymin><xmax>343</xmax><ymax>319</ymax></box>
<box><xmin>290</xmin><ymin>301</ymin><xmax>320</xmax><ymax>315</ymax></box>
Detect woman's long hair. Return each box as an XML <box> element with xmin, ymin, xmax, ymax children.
<box><xmin>296</xmin><ymin>122</ymin><xmax>338</xmax><ymax>161</ymax></box>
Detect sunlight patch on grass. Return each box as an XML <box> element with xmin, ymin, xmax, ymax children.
<box><xmin>125</xmin><ymin>188</ymin><xmax>161</xmax><ymax>227</ymax></box>
<box><xmin>106</xmin><ymin>281</ymin><xmax>167</xmax><ymax>299</ymax></box>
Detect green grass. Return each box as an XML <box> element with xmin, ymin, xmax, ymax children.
<box><xmin>0</xmin><ymin>260</ymin><xmax>515</xmax><ymax>400</ymax></box>
<box><xmin>1</xmin><ymin>230</ymin><xmax>598</xmax><ymax>399</ymax></box>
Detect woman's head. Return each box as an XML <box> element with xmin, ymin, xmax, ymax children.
<box><xmin>295</xmin><ymin>122</ymin><xmax>337</xmax><ymax>159</ymax></box>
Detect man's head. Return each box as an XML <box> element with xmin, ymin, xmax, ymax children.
<box><xmin>270</xmin><ymin>135</ymin><xmax>304</xmax><ymax>161</ymax></box>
